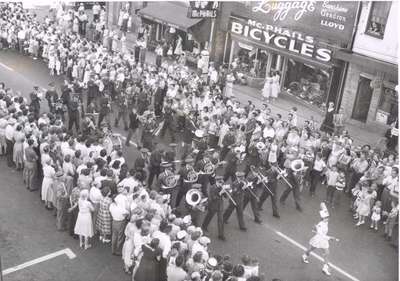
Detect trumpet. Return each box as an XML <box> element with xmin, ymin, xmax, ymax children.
<box><xmin>250</xmin><ymin>166</ymin><xmax>274</xmax><ymax>196</ymax></box>
<box><xmin>218</xmin><ymin>184</ymin><xmax>237</xmax><ymax>207</ymax></box>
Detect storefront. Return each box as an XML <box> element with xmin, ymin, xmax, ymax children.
<box><xmin>339</xmin><ymin>52</ymin><xmax>398</xmax><ymax>128</ymax></box>
<box><xmin>214</xmin><ymin>1</ymin><xmax>359</xmax><ymax>110</ymax></box>
<box><xmin>138</xmin><ymin>2</ymin><xmax>211</xmax><ymax>63</ymax></box>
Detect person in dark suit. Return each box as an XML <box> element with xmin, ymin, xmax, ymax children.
<box><xmin>223</xmin><ymin>172</ymin><xmax>246</xmax><ymax>231</ymax></box>
<box><xmin>202</xmin><ymin>175</ymin><xmax>225</xmax><ymax>240</ymax></box>
<box><xmin>257</xmin><ymin>163</ymin><xmax>280</xmax><ymax>218</ymax></box>
<box><xmin>125</xmin><ymin>107</ymin><xmax>140</xmax><ymax>146</ymax></box>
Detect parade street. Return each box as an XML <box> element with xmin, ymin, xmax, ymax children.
<box><xmin>0</xmin><ymin>50</ymin><xmax>397</xmax><ymax>281</ymax></box>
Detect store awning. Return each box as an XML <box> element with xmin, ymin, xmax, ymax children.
<box><xmin>138</xmin><ymin>2</ymin><xmax>203</xmax><ymax>32</ymax></box>
<box><xmin>334</xmin><ymin>50</ymin><xmax>398</xmax><ymax>75</ymax></box>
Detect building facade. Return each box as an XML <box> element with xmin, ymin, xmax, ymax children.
<box><xmin>212</xmin><ymin>1</ymin><xmax>360</xmax><ymax>111</ymax></box>
<box><xmin>340</xmin><ymin>1</ymin><xmax>398</xmax><ymax>131</ymax></box>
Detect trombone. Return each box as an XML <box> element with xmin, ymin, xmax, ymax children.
<box><xmin>242</xmin><ymin>180</ymin><xmax>260</xmax><ymax>202</ymax></box>
<box><xmin>250</xmin><ymin>166</ymin><xmax>274</xmax><ymax>196</ymax></box>
<box><xmin>275</xmin><ymin>166</ymin><xmax>294</xmax><ymax>189</ymax></box>
<box><xmin>219</xmin><ymin>184</ymin><xmax>237</xmax><ymax>207</ymax></box>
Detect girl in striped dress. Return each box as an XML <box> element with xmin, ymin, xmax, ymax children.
<box><xmin>96</xmin><ymin>189</ymin><xmax>113</xmax><ymax>243</ymax></box>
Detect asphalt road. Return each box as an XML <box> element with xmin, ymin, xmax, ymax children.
<box><xmin>0</xmin><ymin>50</ymin><xmax>397</xmax><ymax>281</ymax></box>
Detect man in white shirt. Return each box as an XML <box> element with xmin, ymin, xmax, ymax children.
<box><xmin>109</xmin><ymin>199</ymin><xmax>129</xmax><ymax>255</ymax></box>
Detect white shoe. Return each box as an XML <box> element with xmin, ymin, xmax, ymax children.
<box><xmin>322</xmin><ymin>264</ymin><xmax>331</xmax><ymax>276</ymax></box>
<box><xmin>302</xmin><ymin>254</ymin><xmax>309</xmax><ymax>264</ymax></box>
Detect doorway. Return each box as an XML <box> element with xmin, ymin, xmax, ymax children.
<box><xmin>352</xmin><ymin>76</ymin><xmax>373</xmax><ymax>122</ymax></box>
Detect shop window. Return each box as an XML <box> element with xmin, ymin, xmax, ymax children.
<box><xmin>376</xmin><ymin>87</ymin><xmax>398</xmax><ymax>125</ymax></box>
<box><xmin>231</xmin><ymin>44</ymin><xmax>268</xmax><ymax>78</ymax></box>
<box><xmin>365</xmin><ymin>1</ymin><xmax>392</xmax><ymax>39</ymax></box>
<box><xmin>284</xmin><ymin>60</ymin><xmax>330</xmax><ymax>109</ymax></box>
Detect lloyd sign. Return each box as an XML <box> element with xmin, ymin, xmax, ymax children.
<box><xmin>247</xmin><ymin>1</ymin><xmax>359</xmax><ymax>44</ymax></box>
<box><xmin>230</xmin><ymin>17</ymin><xmax>333</xmax><ymax>63</ymax></box>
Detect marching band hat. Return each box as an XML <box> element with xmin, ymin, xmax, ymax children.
<box><xmin>215</xmin><ymin>175</ymin><xmax>224</xmax><ymax>181</ymax></box>
<box><xmin>235</xmin><ymin>171</ymin><xmax>245</xmax><ymax>178</ymax></box>
<box><xmin>184</xmin><ymin>157</ymin><xmax>194</xmax><ymax>164</ymax></box>
<box><xmin>206</xmin><ymin>256</ymin><xmax>217</xmax><ymax>268</ymax></box>
<box><xmin>161</xmin><ymin>161</ymin><xmax>172</xmax><ymax>168</ymax></box>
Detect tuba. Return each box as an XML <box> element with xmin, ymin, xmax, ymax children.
<box><xmin>291</xmin><ymin>159</ymin><xmax>306</xmax><ymax>174</ymax></box>
<box><xmin>186</xmin><ymin>188</ymin><xmax>207</xmax><ymax>211</ymax></box>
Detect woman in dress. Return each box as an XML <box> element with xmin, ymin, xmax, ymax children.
<box><xmin>96</xmin><ymin>188</ymin><xmax>113</xmax><ymax>243</ymax></box>
<box><xmin>133</xmin><ymin>238</ymin><xmax>162</xmax><ymax>281</ymax></box>
<box><xmin>122</xmin><ymin>217</ymin><xmax>143</xmax><ymax>274</ymax></box>
<box><xmin>224</xmin><ymin>72</ymin><xmax>235</xmax><ymax>98</ymax></box>
<box><xmin>42</xmin><ymin>159</ymin><xmax>55</xmax><ymax>209</ymax></box>
<box><xmin>13</xmin><ymin>125</ymin><xmax>25</xmax><ymax>170</ymax></box>
<box><xmin>320</xmin><ymin>102</ymin><xmax>335</xmax><ymax>134</ymax></box>
<box><xmin>262</xmin><ymin>72</ymin><xmax>272</xmax><ymax>102</ymax></box>
<box><xmin>74</xmin><ymin>189</ymin><xmax>94</xmax><ymax>249</ymax></box>
<box><xmin>302</xmin><ymin>206</ymin><xmax>339</xmax><ymax>276</ymax></box>
<box><xmin>271</xmin><ymin>71</ymin><xmax>281</xmax><ymax>102</ymax></box>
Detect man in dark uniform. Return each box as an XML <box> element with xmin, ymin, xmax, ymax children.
<box><xmin>98</xmin><ymin>96</ymin><xmax>111</xmax><ymax>127</ymax></box>
<box><xmin>242</xmin><ymin>170</ymin><xmax>262</xmax><ymax>224</ymax></box>
<box><xmin>223</xmin><ymin>148</ymin><xmax>240</xmax><ymax>182</ymax></box>
<box><xmin>175</xmin><ymin>157</ymin><xmax>197</xmax><ymax>208</ymax></box>
<box><xmin>202</xmin><ymin>175</ymin><xmax>225</xmax><ymax>240</ymax></box>
<box><xmin>220</xmin><ymin>130</ymin><xmax>235</xmax><ymax>161</ymax></box>
<box><xmin>243</xmin><ymin>143</ymin><xmax>260</xmax><ymax>176</ymax></box>
<box><xmin>134</xmin><ymin>148</ymin><xmax>149</xmax><ymax>174</ymax></box>
<box><xmin>279</xmin><ymin>163</ymin><xmax>303</xmax><ymax>212</ymax></box>
<box><xmin>136</xmin><ymin>86</ymin><xmax>149</xmax><ymax>116</ymax></box>
<box><xmin>158</xmin><ymin>162</ymin><xmax>178</xmax><ymax>204</ymax></box>
<box><xmin>160</xmin><ymin>99</ymin><xmax>176</xmax><ymax>143</ymax></box>
<box><xmin>164</xmin><ymin>143</ymin><xmax>177</xmax><ymax>170</ymax></box>
<box><xmin>30</xmin><ymin>86</ymin><xmax>41</xmax><ymax>120</ymax></box>
<box><xmin>114</xmin><ymin>90</ymin><xmax>129</xmax><ymax>130</ymax></box>
<box><xmin>195</xmin><ymin>150</ymin><xmax>217</xmax><ymax>196</ymax></box>
<box><xmin>45</xmin><ymin>82</ymin><xmax>58</xmax><ymax>113</ymax></box>
<box><xmin>87</xmin><ymin>79</ymin><xmax>99</xmax><ymax>108</ymax></box>
<box><xmin>125</xmin><ymin>107</ymin><xmax>140</xmax><ymax>146</ymax></box>
<box><xmin>141</xmin><ymin>115</ymin><xmax>157</xmax><ymax>151</ymax></box>
<box><xmin>153</xmin><ymin>81</ymin><xmax>165</xmax><ymax>118</ymax></box>
<box><xmin>147</xmin><ymin>145</ymin><xmax>163</xmax><ymax>189</ymax></box>
<box><xmin>223</xmin><ymin>171</ymin><xmax>246</xmax><ymax>231</ymax></box>
<box><xmin>185</xmin><ymin>183</ymin><xmax>204</xmax><ymax>227</ymax></box>
<box><xmin>193</xmin><ymin>131</ymin><xmax>208</xmax><ymax>163</ymax></box>
<box><xmin>181</xmin><ymin>113</ymin><xmax>196</xmax><ymax>160</ymax></box>
<box><xmin>257</xmin><ymin>163</ymin><xmax>280</xmax><ymax>218</ymax></box>
<box><xmin>68</xmin><ymin>95</ymin><xmax>80</xmax><ymax>134</ymax></box>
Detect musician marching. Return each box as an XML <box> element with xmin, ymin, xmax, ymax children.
<box><xmin>256</xmin><ymin>163</ymin><xmax>280</xmax><ymax>218</ymax></box>
<box><xmin>243</xmin><ymin>170</ymin><xmax>262</xmax><ymax>224</ymax></box>
<box><xmin>202</xmin><ymin>175</ymin><xmax>226</xmax><ymax>241</ymax></box>
<box><xmin>223</xmin><ymin>171</ymin><xmax>247</xmax><ymax>231</ymax></box>
<box><xmin>175</xmin><ymin>157</ymin><xmax>198</xmax><ymax>208</ymax></box>
<box><xmin>158</xmin><ymin>162</ymin><xmax>178</xmax><ymax>201</ymax></box>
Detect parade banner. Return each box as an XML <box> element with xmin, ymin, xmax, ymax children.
<box><xmin>230</xmin><ymin>16</ymin><xmax>333</xmax><ymax>63</ymax></box>
<box><xmin>243</xmin><ymin>1</ymin><xmax>359</xmax><ymax>44</ymax></box>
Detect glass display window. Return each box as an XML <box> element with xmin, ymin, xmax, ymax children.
<box><xmin>283</xmin><ymin>59</ymin><xmax>330</xmax><ymax>109</ymax></box>
<box><xmin>377</xmin><ymin>86</ymin><xmax>398</xmax><ymax>125</ymax></box>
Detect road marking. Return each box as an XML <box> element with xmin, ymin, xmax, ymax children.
<box><xmin>2</xmin><ymin>248</ymin><xmax>76</xmax><ymax>276</ymax></box>
<box><xmin>0</xmin><ymin>62</ymin><xmax>14</xmax><ymax>72</ymax></box>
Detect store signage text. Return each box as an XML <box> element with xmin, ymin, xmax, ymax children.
<box><xmin>230</xmin><ymin>19</ymin><xmax>332</xmax><ymax>62</ymax></box>
<box><xmin>246</xmin><ymin>1</ymin><xmax>358</xmax><ymax>44</ymax></box>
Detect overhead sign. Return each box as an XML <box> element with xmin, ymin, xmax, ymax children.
<box><xmin>244</xmin><ymin>1</ymin><xmax>359</xmax><ymax>44</ymax></box>
<box><xmin>188</xmin><ymin>1</ymin><xmax>218</xmax><ymax>18</ymax></box>
<box><xmin>230</xmin><ymin>17</ymin><xmax>333</xmax><ymax>63</ymax></box>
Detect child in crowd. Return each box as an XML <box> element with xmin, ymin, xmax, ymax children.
<box><xmin>355</xmin><ymin>185</ymin><xmax>375</xmax><ymax>226</ymax></box>
<box><xmin>334</xmin><ymin>171</ymin><xmax>346</xmax><ymax>207</ymax></box>
<box><xmin>370</xmin><ymin>201</ymin><xmax>382</xmax><ymax>230</ymax></box>
<box><xmin>325</xmin><ymin>165</ymin><xmax>339</xmax><ymax>207</ymax></box>
<box><xmin>383</xmin><ymin>201</ymin><xmax>399</xmax><ymax>240</ymax></box>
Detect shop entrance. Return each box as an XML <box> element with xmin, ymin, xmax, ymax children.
<box><xmin>352</xmin><ymin>76</ymin><xmax>373</xmax><ymax>122</ymax></box>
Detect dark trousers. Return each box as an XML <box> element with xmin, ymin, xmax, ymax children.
<box><xmin>6</xmin><ymin>139</ymin><xmax>14</xmax><ymax>167</ymax></box>
<box><xmin>348</xmin><ymin>172</ymin><xmax>363</xmax><ymax>193</ymax></box>
<box><xmin>280</xmin><ymin>185</ymin><xmax>301</xmax><ymax>209</ymax></box>
<box><xmin>223</xmin><ymin>168</ymin><xmax>236</xmax><ymax>182</ymax></box>
<box><xmin>147</xmin><ymin>166</ymin><xmax>160</xmax><ymax>189</ymax></box>
<box><xmin>175</xmin><ymin>183</ymin><xmax>191</xmax><ymax>208</ymax></box>
<box><xmin>68</xmin><ymin>112</ymin><xmax>80</xmax><ymax>133</ymax></box>
<box><xmin>160</xmin><ymin>122</ymin><xmax>176</xmax><ymax>142</ymax></box>
<box><xmin>111</xmin><ymin>220</ymin><xmax>125</xmax><ymax>255</ymax></box>
<box><xmin>202</xmin><ymin>203</ymin><xmax>224</xmax><ymax>237</ymax></box>
<box><xmin>114</xmin><ymin>110</ymin><xmax>128</xmax><ymax>129</ymax></box>
<box><xmin>223</xmin><ymin>194</ymin><xmax>245</xmax><ymax>229</ymax></box>
<box><xmin>326</xmin><ymin>185</ymin><xmax>336</xmax><ymax>205</ymax></box>
<box><xmin>220</xmin><ymin>146</ymin><xmax>230</xmax><ymax>161</ymax></box>
<box><xmin>242</xmin><ymin>193</ymin><xmax>261</xmax><ymax>221</ymax></box>
<box><xmin>310</xmin><ymin>170</ymin><xmax>322</xmax><ymax>195</ymax></box>
<box><xmin>68</xmin><ymin>207</ymin><xmax>79</xmax><ymax>236</ymax></box>
<box><xmin>258</xmin><ymin>183</ymin><xmax>279</xmax><ymax>216</ymax></box>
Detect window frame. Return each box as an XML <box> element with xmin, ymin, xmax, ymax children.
<box><xmin>365</xmin><ymin>1</ymin><xmax>391</xmax><ymax>39</ymax></box>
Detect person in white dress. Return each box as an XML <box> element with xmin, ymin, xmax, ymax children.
<box><xmin>262</xmin><ymin>72</ymin><xmax>272</xmax><ymax>102</ymax></box>
<box><xmin>41</xmin><ymin>160</ymin><xmax>55</xmax><ymax>209</ymax></box>
<box><xmin>271</xmin><ymin>71</ymin><xmax>280</xmax><ymax>102</ymax></box>
<box><xmin>302</xmin><ymin>204</ymin><xmax>339</xmax><ymax>276</ymax></box>
<box><xmin>224</xmin><ymin>73</ymin><xmax>235</xmax><ymax>98</ymax></box>
<box><xmin>74</xmin><ymin>189</ymin><xmax>95</xmax><ymax>249</ymax></box>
